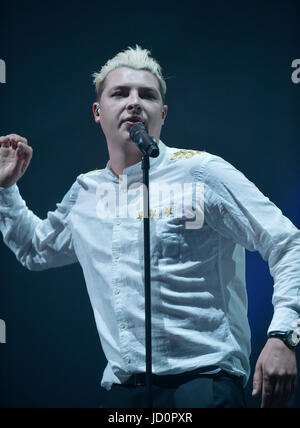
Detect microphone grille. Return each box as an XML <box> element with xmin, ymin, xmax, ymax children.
<box><xmin>129</xmin><ymin>123</ymin><xmax>147</xmax><ymax>142</ymax></box>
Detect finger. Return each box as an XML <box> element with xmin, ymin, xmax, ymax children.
<box><xmin>273</xmin><ymin>375</ymin><xmax>287</xmax><ymax>408</ymax></box>
<box><xmin>16</xmin><ymin>142</ymin><xmax>33</xmax><ymax>161</ymax></box>
<box><xmin>0</xmin><ymin>135</ymin><xmax>11</xmax><ymax>143</ymax></box>
<box><xmin>285</xmin><ymin>375</ymin><xmax>298</xmax><ymax>404</ymax></box>
<box><xmin>16</xmin><ymin>141</ymin><xmax>32</xmax><ymax>153</ymax></box>
<box><xmin>8</xmin><ymin>135</ymin><xmax>28</xmax><ymax>150</ymax></box>
<box><xmin>14</xmin><ymin>147</ymin><xmax>31</xmax><ymax>177</ymax></box>
<box><xmin>292</xmin><ymin>375</ymin><xmax>298</xmax><ymax>395</ymax></box>
<box><xmin>16</xmin><ymin>145</ymin><xmax>25</xmax><ymax>160</ymax></box>
<box><xmin>252</xmin><ymin>365</ymin><xmax>262</xmax><ymax>397</ymax></box>
<box><xmin>5</xmin><ymin>134</ymin><xmax>28</xmax><ymax>145</ymax></box>
<box><xmin>0</xmin><ymin>135</ymin><xmax>28</xmax><ymax>150</ymax></box>
<box><xmin>0</xmin><ymin>136</ymin><xmax>11</xmax><ymax>147</ymax></box>
<box><xmin>261</xmin><ymin>376</ymin><xmax>275</xmax><ymax>408</ymax></box>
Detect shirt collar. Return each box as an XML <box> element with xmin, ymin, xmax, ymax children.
<box><xmin>103</xmin><ymin>140</ymin><xmax>167</xmax><ymax>184</ymax></box>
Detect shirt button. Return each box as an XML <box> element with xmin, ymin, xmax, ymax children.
<box><xmin>114</xmin><ymin>288</ymin><xmax>120</xmax><ymax>295</ymax></box>
<box><xmin>124</xmin><ymin>356</ymin><xmax>131</xmax><ymax>364</ymax></box>
<box><xmin>116</xmin><ymin>220</ymin><xmax>121</xmax><ymax>226</ymax></box>
<box><xmin>114</xmin><ymin>253</ymin><xmax>120</xmax><ymax>260</ymax></box>
<box><xmin>120</xmin><ymin>322</ymin><xmax>126</xmax><ymax>329</ymax></box>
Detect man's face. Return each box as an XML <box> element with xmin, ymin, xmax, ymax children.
<box><xmin>93</xmin><ymin>67</ymin><xmax>167</xmax><ymax>147</ymax></box>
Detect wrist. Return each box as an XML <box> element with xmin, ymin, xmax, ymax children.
<box><xmin>268</xmin><ymin>330</ymin><xmax>300</xmax><ymax>351</ymax></box>
<box><xmin>0</xmin><ymin>183</ymin><xmax>17</xmax><ymax>192</ymax></box>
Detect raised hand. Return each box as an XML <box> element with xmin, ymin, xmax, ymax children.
<box><xmin>0</xmin><ymin>134</ymin><xmax>33</xmax><ymax>188</ymax></box>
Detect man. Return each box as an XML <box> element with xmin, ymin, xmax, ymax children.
<box><xmin>0</xmin><ymin>46</ymin><xmax>299</xmax><ymax>408</ymax></box>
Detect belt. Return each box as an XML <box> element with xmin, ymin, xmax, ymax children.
<box><xmin>122</xmin><ymin>366</ymin><xmax>222</xmax><ymax>388</ymax></box>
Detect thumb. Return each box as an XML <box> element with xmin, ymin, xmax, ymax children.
<box><xmin>15</xmin><ymin>145</ymin><xmax>25</xmax><ymax>168</ymax></box>
<box><xmin>16</xmin><ymin>142</ymin><xmax>25</xmax><ymax>159</ymax></box>
<box><xmin>14</xmin><ymin>144</ymin><xmax>28</xmax><ymax>177</ymax></box>
<box><xmin>252</xmin><ymin>364</ymin><xmax>262</xmax><ymax>397</ymax></box>
<box><xmin>16</xmin><ymin>142</ymin><xmax>31</xmax><ymax>171</ymax></box>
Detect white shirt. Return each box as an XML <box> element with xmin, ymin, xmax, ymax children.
<box><xmin>0</xmin><ymin>141</ymin><xmax>299</xmax><ymax>390</ymax></box>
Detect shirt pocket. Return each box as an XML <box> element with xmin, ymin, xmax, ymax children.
<box><xmin>153</xmin><ymin>217</ymin><xmax>182</xmax><ymax>262</ymax></box>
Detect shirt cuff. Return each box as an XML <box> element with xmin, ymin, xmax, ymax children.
<box><xmin>268</xmin><ymin>307</ymin><xmax>300</xmax><ymax>333</ymax></box>
<box><xmin>0</xmin><ymin>183</ymin><xmax>17</xmax><ymax>192</ymax></box>
<box><xmin>0</xmin><ymin>184</ymin><xmax>20</xmax><ymax>207</ymax></box>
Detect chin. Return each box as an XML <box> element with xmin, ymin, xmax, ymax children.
<box><xmin>116</xmin><ymin>136</ymin><xmax>135</xmax><ymax>148</ymax></box>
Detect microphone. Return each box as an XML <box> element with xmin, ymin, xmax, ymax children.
<box><xmin>129</xmin><ymin>124</ymin><xmax>159</xmax><ymax>158</ymax></box>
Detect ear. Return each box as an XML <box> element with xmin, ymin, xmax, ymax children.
<box><xmin>162</xmin><ymin>105</ymin><xmax>168</xmax><ymax>125</ymax></box>
<box><xmin>93</xmin><ymin>102</ymin><xmax>101</xmax><ymax>123</ymax></box>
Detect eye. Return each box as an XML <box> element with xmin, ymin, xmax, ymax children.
<box><xmin>141</xmin><ymin>92</ymin><xmax>156</xmax><ymax>99</ymax></box>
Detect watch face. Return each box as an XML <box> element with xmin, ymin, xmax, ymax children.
<box><xmin>288</xmin><ymin>330</ymin><xmax>300</xmax><ymax>347</ymax></box>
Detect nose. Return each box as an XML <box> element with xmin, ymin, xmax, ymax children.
<box><xmin>126</xmin><ymin>90</ymin><xmax>142</xmax><ymax>114</ymax></box>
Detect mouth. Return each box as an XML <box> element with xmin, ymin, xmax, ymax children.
<box><xmin>121</xmin><ymin>116</ymin><xmax>145</xmax><ymax>128</ymax></box>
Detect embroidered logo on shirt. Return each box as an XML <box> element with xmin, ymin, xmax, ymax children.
<box><xmin>137</xmin><ymin>211</ymin><xmax>143</xmax><ymax>220</ymax></box>
<box><xmin>163</xmin><ymin>207</ymin><xmax>173</xmax><ymax>217</ymax></box>
<box><xmin>170</xmin><ymin>150</ymin><xmax>203</xmax><ymax>161</ymax></box>
<box><xmin>137</xmin><ymin>209</ymin><xmax>158</xmax><ymax>220</ymax></box>
<box><xmin>136</xmin><ymin>207</ymin><xmax>174</xmax><ymax>220</ymax></box>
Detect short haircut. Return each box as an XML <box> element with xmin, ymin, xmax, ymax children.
<box><xmin>92</xmin><ymin>45</ymin><xmax>167</xmax><ymax>103</ymax></box>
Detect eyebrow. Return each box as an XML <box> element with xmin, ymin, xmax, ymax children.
<box><xmin>109</xmin><ymin>85</ymin><xmax>160</xmax><ymax>96</ymax></box>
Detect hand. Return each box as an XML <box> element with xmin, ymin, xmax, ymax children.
<box><xmin>0</xmin><ymin>134</ymin><xmax>33</xmax><ymax>188</ymax></box>
<box><xmin>252</xmin><ymin>338</ymin><xmax>298</xmax><ymax>408</ymax></box>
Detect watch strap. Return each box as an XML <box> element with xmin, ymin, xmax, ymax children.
<box><xmin>268</xmin><ymin>330</ymin><xmax>299</xmax><ymax>350</ymax></box>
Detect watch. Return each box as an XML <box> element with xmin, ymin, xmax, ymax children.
<box><xmin>268</xmin><ymin>321</ymin><xmax>300</xmax><ymax>350</ymax></box>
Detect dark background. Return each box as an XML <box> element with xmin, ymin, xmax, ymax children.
<box><xmin>0</xmin><ymin>0</ymin><xmax>299</xmax><ymax>408</ymax></box>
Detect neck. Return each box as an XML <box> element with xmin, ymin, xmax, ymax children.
<box><xmin>107</xmin><ymin>139</ymin><xmax>143</xmax><ymax>178</ymax></box>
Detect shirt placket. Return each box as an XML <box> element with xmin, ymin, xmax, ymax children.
<box><xmin>111</xmin><ymin>184</ymin><xmax>132</xmax><ymax>368</ymax></box>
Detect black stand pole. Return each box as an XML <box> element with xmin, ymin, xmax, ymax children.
<box><xmin>142</xmin><ymin>153</ymin><xmax>153</xmax><ymax>409</ymax></box>
<box><xmin>129</xmin><ymin>126</ymin><xmax>159</xmax><ymax>409</ymax></box>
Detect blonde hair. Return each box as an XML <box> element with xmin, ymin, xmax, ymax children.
<box><xmin>92</xmin><ymin>45</ymin><xmax>167</xmax><ymax>102</ymax></box>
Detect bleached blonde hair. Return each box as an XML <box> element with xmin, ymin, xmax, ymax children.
<box><xmin>92</xmin><ymin>45</ymin><xmax>167</xmax><ymax>102</ymax></box>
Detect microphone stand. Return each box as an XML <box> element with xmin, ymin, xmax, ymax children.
<box><xmin>141</xmin><ymin>153</ymin><xmax>153</xmax><ymax>409</ymax></box>
<box><xmin>130</xmin><ymin>125</ymin><xmax>159</xmax><ymax>409</ymax></box>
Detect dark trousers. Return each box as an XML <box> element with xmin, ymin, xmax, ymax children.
<box><xmin>100</xmin><ymin>370</ymin><xmax>247</xmax><ymax>408</ymax></box>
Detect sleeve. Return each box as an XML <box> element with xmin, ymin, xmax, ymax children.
<box><xmin>201</xmin><ymin>155</ymin><xmax>300</xmax><ymax>333</ymax></box>
<box><xmin>0</xmin><ymin>180</ymin><xmax>80</xmax><ymax>271</ymax></box>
